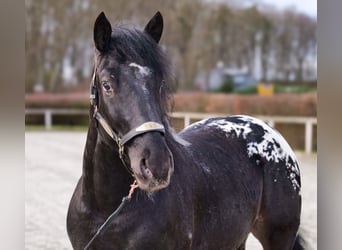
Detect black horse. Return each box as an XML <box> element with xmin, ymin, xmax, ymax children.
<box><xmin>67</xmin><ymin>12</ymin><xmax>303</xmax><ymax>250</ymax></box>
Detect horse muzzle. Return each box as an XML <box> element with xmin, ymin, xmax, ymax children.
<box><xmin>127</xmin><ymin>132</ymin><xmax>174</xmax><ymax>192</ymax></box>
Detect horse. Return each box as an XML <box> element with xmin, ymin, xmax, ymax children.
<box><xmin>67</xmin><ymin>11</ymin><xmax>304</xmax><ymax>250</ymax></box>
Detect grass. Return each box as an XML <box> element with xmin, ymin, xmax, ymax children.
<box><xmin>273</xmin><ymin>85</ymin><xmax>315</xmax><ymax>93</ymax></box>
<box><xmin>234</xmin><ymin>85</ymin><xmax>258</xmax><ymax>95</ymax></box>
<box><xmin>232</xmin><ymin>84</ymin><xmax>316</xmax><ymax>95</ymax></box>
<box><xmin>25</xmin><ymin>125</ymin><xmax>88</xmax><ymax>131</ymax></box>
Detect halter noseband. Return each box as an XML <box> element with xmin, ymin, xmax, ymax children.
<box><xmin>89</xmin><ymin>71</ymin><xmax>166</xmax><ymax>165</ymax></box>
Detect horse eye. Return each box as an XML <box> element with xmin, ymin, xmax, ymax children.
<box><xmin>102</xmin><ymin>82</ymin><xmax>112</xmax><ymax>92</ymax></box>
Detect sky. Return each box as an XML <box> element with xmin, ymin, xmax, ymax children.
<box><xmin>260</xmin><ymin>0</ymin><xmax>317</xmax><ymax>18</ymax></box>
<box><xmin>209</xmin><ymin>0</ymin><xmax>317</xmax><ymax>19</ymax></box>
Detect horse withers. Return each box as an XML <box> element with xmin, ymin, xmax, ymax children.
<box><xmin>67</xmin><ymin>11</ymin><xmax>304</xmax><ymax>250</ymax></box>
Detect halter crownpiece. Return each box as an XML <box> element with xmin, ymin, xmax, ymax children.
<box><xmin>89</xmin><ymin>71</ymin><xmax>97</xmax><ymax>106</ymax></box>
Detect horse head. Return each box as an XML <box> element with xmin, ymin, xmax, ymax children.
<box><xmin>91</xmin><ymin>12</ymin><xmax>174</xmax><ymax>193</ymax></box>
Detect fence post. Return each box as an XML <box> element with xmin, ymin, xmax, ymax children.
<box><xmin>184</xmin><ymin>115</ymin><xmax>190</xmax><ymax>128</ymax></box>
<box><xmin>45</xmin><ymin>110</ymin><xmax>52</xmax><ymax>130</ymax></box>
<box><xmin>305</xmin><ymin>120</ymin><xmax>313</xmax><ymax>154</ymax></box>
<box><xmin>267</xmin><ymin>119</ymin><xmax>275</xmax><ymax>128</ymax></box>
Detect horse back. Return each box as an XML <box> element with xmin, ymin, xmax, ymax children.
<box><xmin>180</xmin><ymin>115</ymin><xmax>301</xmax><ymax>195</ymax></box>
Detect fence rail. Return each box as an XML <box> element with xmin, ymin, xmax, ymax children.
<box><xmin>25</xmin><ymin>109</ymin><xmax>317</xmax><ymax>154</ymax></box>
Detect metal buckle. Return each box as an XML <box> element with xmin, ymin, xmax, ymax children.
<box><xmin>118</xmin><ymin>140</ymin><xmax>125</xmax><ymax>159</ymax></box>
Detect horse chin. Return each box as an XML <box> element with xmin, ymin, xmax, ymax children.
<box><xmin>134</xmin><ymin>175</ymin><xmax>171</xmax><ymax>193</ymax></box>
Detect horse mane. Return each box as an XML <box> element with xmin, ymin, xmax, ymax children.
<box><xmin>95</xmin><ymin>24</ymin><xmax>175</xmax><ymax>130</ymax></box>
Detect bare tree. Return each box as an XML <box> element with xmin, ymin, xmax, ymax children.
<box><xmin>293</xmin><ymin>13</ymin><xmax>317</xmax><ymax>82</ymax></box>
<box><xmin>25</xmin><ymin>0</ymin><xmax>317</xmax><ymax>93</ymax></box>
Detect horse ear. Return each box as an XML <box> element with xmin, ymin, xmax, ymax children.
<box><xmin>144</xmin><ymin>11</ymin><xmax>163</xmax><ymax>43</ymax></box>
<box><xmin>94</xmin><ymin>12</ymin><xmax>112</xmax><ymax>52</ymax></box>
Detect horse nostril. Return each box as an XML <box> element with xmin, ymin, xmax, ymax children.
<box><xmin>140</xmin><ymin>158</ymin><xmax>153</xmax><ymax>179</ymax></box>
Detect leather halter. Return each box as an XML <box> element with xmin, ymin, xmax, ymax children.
<box><xmin>83</xmin><ymin>70</ymin><xmax>166</xmax><ymax>250</ymax></box>
<box><xmin>89</xmin><ymin>71</ymin><xmax>166</xmax><ymax>164</ymax></box>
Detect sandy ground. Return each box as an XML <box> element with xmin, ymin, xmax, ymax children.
<box><xmin>25</xmin><ymin>131</ymin><xmax>317</xmax><ymax>249</ymax></box>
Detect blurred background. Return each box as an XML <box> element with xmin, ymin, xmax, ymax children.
<box><xmin>24</xmin><ymin>0</ymin><xmax>317</xmax><ymax>249</ymax></box>
<box><xmin>25</xmin><ymin>0</ymin><xmax>317</xmax><ymax>151</ymax></box>
<box><xmin>25</xmin><ymin>0</ymin><xmax>316</xmax><ymax>93</ymax></box>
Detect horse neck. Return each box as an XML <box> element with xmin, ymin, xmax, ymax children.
<box><xmin>82</xmin><ymin>112</ymin><xmax>134</xmax><ymax>213</ymax></box>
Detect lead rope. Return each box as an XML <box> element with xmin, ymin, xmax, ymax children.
<box><xmin>83</xmin><ymin>180</ymin><xmax>139</xmax><ymax>250</ymax></box>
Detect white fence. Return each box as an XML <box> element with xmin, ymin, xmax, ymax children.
<box><xmin>25</xmin><ymin>109</ymin><xmax>317</xmax><ymax>154</ymax></box>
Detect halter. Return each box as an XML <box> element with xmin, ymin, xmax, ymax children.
<box><xmin>90</xmin><ymin>70</ymin><xmax>166</xmax><ymax>167</ymax></box>
<box><xmin>84</xmin><ymin>70</ymin><xmax>166</xmax><ymax>249</ymax></box>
